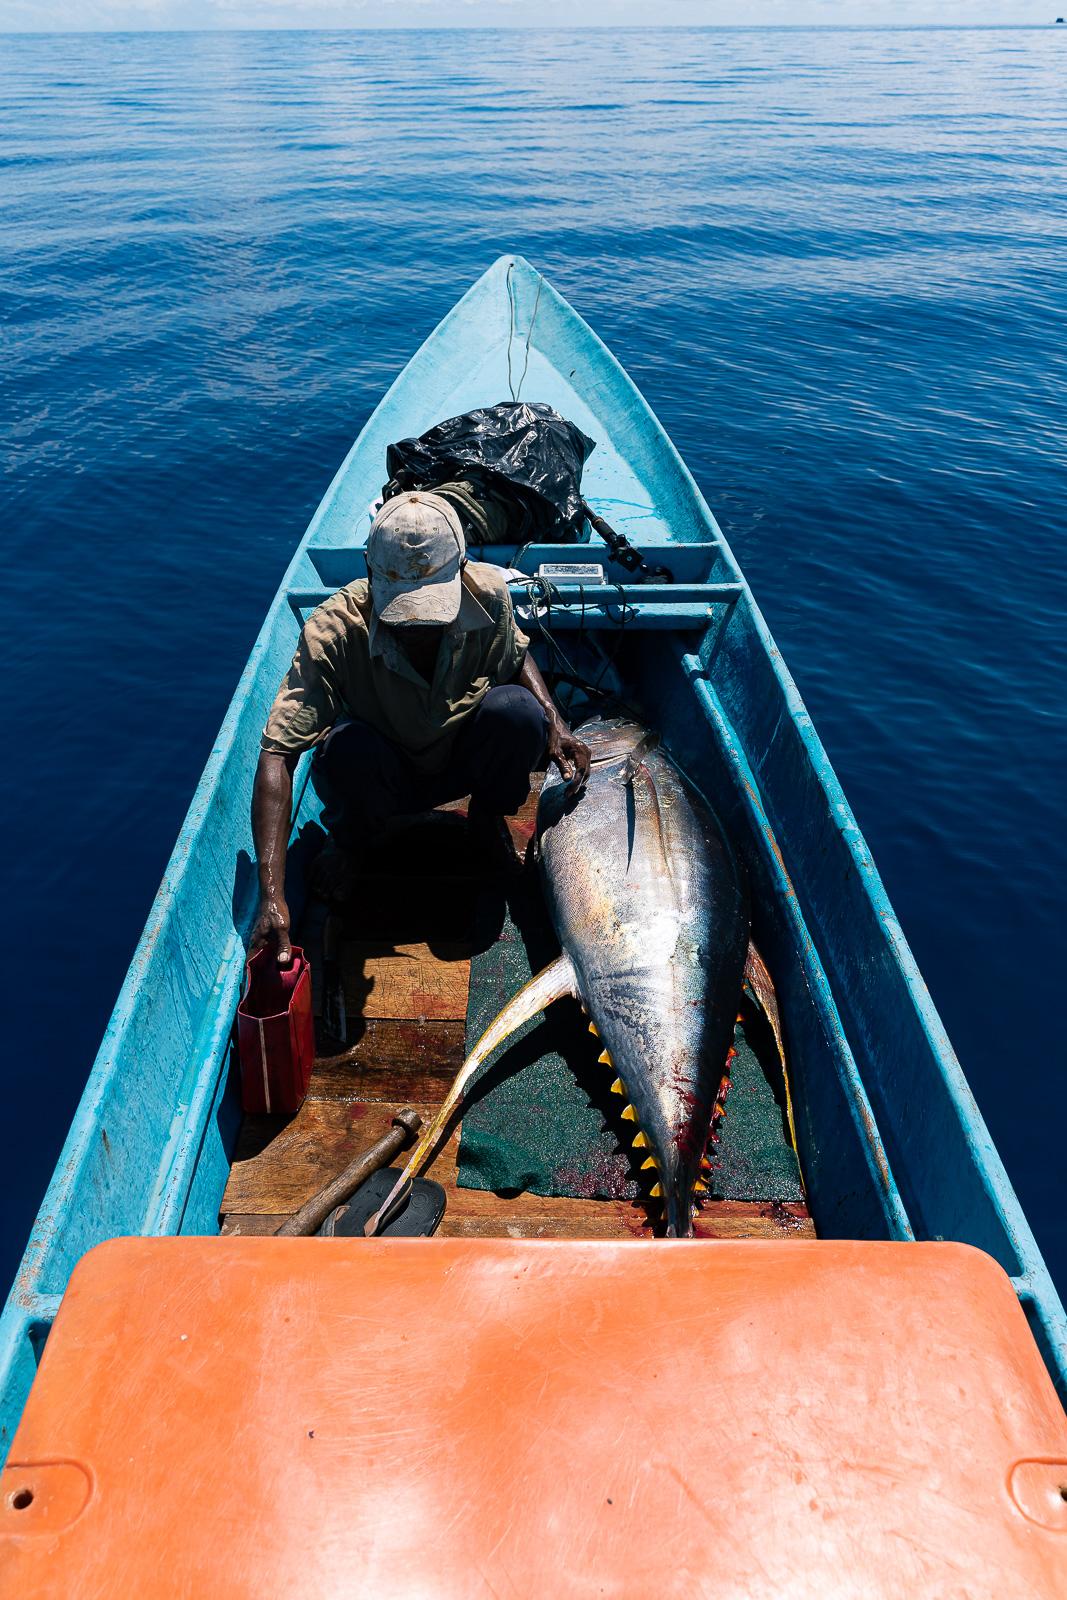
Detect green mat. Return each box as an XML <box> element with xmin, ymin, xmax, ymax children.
<box><xmin>711</xmin><ymin>1021</ymin><xmax>805</xmax><ymax>1203</ymax></box>
<box><xmin>457</xmin><ymin>878</ymin><xmax>804</xmax><ymax>1204</ymax></box>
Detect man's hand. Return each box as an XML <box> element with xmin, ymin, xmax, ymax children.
<box><xmin>251</xmin><ymin>748</ymin><xmax>298</xmax><ymax>966</ymax></box>
<box><xmin>250</xmin><ymin>892</ymin><xmax>292</xmax><ymax>966</ymax></box>
<box><xmin>516</xmin><ymin>652</ymin><xmax>590</xmax><ymax>796</ymax></box>
<box><xmin>546</xmin><ymin>716</ymin><xmax>591</xmax><ymax>795</ymax></box>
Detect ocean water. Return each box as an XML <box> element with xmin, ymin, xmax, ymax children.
<box><xmin>2</xmin><ymin>28</ymin><xmax>1065</xmax><ymax>1296</ymax></box>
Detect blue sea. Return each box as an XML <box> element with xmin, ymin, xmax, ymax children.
<box><xmin>2</xmin><ymin>28</ymin><xmax>1065</xmax><ymax>1295</ymax></box>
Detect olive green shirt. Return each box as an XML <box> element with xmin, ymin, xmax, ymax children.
<box><xmin>261</xmin><ymin>561</ymin><xmax>529</xmax><ymax>774</ymax></box>
<box><xmin>431</xmin><ymin>480</ymin><xmax>512</xmax><ymax>547</ymax></box>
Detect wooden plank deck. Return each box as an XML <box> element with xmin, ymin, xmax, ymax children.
<box><xmin>220</xmin><ymin>788</ymin><xmax>815</xmax><ymax>1243</ymax></box>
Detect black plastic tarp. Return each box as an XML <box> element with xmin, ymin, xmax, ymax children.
<box><xmin>384</xmin><ymin>401</ymin><xmax>596</xmax><ymax>543</ymax></box>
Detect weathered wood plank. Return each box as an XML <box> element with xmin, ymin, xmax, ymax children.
<box><xmin>339</xmin><ymin>942</ymin><xmax>470</xmax><ymax>1021</ymax></box>
<box><xmin>222</xmin><ymin>1099</ymin><xmax>439</xmax><ymax>1214</ymax></box>
<box><xmin>436</xmin><ymin>1202</ymin><xmax>815</xmax><ymax>1241</ymax></box>
<box><xmin>219</xmin><ymin>1215</ymin><xmax>287</xmax><ymax>1237</ymax></box>
<box><xmin>308</xmin><ymin>1019</ymin><xmax>466</xmax><ymax>1103</ymax></box>
<box><xmin>219</xmin><ymin>1201</ymin><xmax>815</xmax><ymax>1242</ymax></box>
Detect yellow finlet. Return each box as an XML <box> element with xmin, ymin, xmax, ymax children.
<box><xmin>641</xmin><ymin>1157</ymin><xmax>657</xmax><ymax>1172</ymax></box>
<box><xmin>588</xmin><ymin>1020</ymin><xmax>598</xmax><ymax>1036</ymax></box>
<box><xmin>610</xmin><ymin>1078</ymin><xmax>625</xmax><ymax>1096</ymax></box>
<box><xmin>693</xmin><ymin>1180</ymin><xmax>708</xmax><ymax>1194</ymax></box>
<box><xmin>598</xmin><ymin>1049</ymin><xmax>613</xmax><ymax>1066</ymax></box>
<box><xmin>632</xmin><ymin>1130</ymin><xmax>648</xmax><ymax>1149</ymax></box>
<box><xmin>649</xmin><ymin>1183</ymin><xmax>663</xmax><ymax>1198</ymax></box>
<box><xmin>621</xmin><ymin>1104</ymin><xmax>636</xmax><ymax>1123</ymax></box>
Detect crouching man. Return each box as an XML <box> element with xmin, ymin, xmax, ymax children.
<box><xmin>250</xmin><ymin>491</ymin><xmax>591</xmax><ymax>963</ymax></box>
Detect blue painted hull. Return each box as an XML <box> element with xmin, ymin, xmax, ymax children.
<box><xmin>3</xmin><ymin>256</ymin><xmax>1063</xmax><ymax>1455</ymax></box>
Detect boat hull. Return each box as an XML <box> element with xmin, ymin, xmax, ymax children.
<box><xmin>3</xmin><ymin>256</ymin><xmax>1064</xmax><ymax>1458</ymax></box>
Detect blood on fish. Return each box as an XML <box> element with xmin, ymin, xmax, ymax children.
<box><xmin>552</xmin><ymin>1150</ymin><xmax>636</xmax><ymax>1202</ymax></box>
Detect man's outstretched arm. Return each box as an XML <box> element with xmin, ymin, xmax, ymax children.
<box><xmin>517</xmin><ymin>653</ymin><xmax>591</xmax><ymax>793</ymax></box>
<box><xmin>251</xmin><ymin>749</ymin><xmax>299</xmax><ymax>963</ymax></box>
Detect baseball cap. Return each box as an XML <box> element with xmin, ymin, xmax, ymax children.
<box><xmin>367</xmin><ymin>492</ymin><xmax>467</xmax><ymax>626</ymax></box>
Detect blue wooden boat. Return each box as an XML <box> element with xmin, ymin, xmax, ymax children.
<box><xmin>2</xmin><ymin>254</ymin><xmax>1065</xmax><ymax>1460</ymax></box>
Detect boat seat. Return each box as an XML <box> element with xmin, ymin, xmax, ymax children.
<box><xmin>2</xmin><ymin>1237</ymin><xmax>1066</xmax><ymax>1597</ymax></box>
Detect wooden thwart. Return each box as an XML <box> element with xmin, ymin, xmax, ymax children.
<box><xmin>221</xmin><ymin>1094</ymin><xmax>815</xmax><ymax>1240</ymax></box>
<box><xmin>221</xmin><ymin>1202</ymin><xmax>814</xmax><ymax>1242</ymax></box>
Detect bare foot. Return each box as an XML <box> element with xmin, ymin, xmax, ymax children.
<box><xmin>309</xmin><ymin>839</ymin><xmax>356</xmax><ymax>903</ymax></box>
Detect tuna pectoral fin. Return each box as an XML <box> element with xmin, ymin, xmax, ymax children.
<box><xmin>742</xmin><ymin>939</ymin><xmax>802</xmax><ymax>1168</ymax></box>
<box><xmin>364</xmin><ymin>952</ymin><xmax>578</xmax><ymax>1236</ymax></box>
<box><xmin>743</xmin><ymin>940</ymin><xmax>785</xmax><ymax>1070</ymax></box>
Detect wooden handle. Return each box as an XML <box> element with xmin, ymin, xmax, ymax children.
<box><xmin>275</xmin><ymin>1108</ymin><xmax>422</xmax><ymax>1237</ymax></box>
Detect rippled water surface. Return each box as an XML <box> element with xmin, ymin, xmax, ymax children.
<box><xmin>2</xmin><ymin>28</ymin><xmax>1065</xmax><ymax>1293</ymax></box>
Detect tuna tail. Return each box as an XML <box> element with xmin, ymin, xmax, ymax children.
<box><xmin>364</xmin><ymin>952</ymin><xmax>579</xmax><ymax>1236</ymax></box>
<box><xmin>664</xmin><ymin>1194</ymin><xmax>695</xmax><ymax>1240</ymax></box>
<box><xmin>663</xmin><ymin>943</ymin><xmax>780</xmax><ymax>1241</ymax></box>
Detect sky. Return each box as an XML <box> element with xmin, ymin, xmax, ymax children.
<box><xmin>0</xmin><ymin>1</ymin><xmax>1055</xmax><ymax>31</ymax></box>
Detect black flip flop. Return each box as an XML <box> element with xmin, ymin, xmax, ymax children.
<box><xmin>317</xmin><ymin>1167</ymin><xmax>447</xmax><ymax>1238</ymax></box>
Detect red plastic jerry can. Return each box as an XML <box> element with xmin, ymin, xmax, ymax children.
<box><xmin>236</xmin><ymin>945</ymin><xmax>315</xmax><ymax>1115</ymax></box>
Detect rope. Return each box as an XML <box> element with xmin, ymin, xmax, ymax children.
<box><xmin>506</xmin><ymin>262</ymin><xmax>518</xmax><ymax>402</ymax></box>
<box><xmin>506</xmin><ymin>262</ymin><xmax>544</xmax><ymax>403</ymax></box>
<box><xmin>514</xmin><ymin>274</ymin><xmax>544</xmax><ymax>401</ymax></box>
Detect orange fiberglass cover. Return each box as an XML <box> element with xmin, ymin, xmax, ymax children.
<box><xmin>2</xmin><ymin>1237</ymin><xmax>1066</xmax><ymax>1598</ymax></box>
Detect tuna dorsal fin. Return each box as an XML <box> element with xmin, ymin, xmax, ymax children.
<box><xmin>364</xmin><ymin>952</ymin><xmax>578</xmax><ymax>1236</ymax></box>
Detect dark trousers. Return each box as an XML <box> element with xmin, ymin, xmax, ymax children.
<box><xmin>310</xmin><ymin>684</ymin><xmax>547</xmax><ymax>845</ymax></box>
